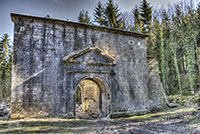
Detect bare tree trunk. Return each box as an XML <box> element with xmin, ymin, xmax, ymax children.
<box><xmin>194</xmin><ymin>39</ymin><xmax>200</xmax><ymax>76</ymax></box>
<box><xmin>174</xmin><ymin>52</ymin><xmax>182</xmax><ymax>95</ymax></box>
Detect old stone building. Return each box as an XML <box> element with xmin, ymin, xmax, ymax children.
<box><xmin>10</xmin><ymin>13</ymin><xmax>165</xmax><ymax>119</ymax></box>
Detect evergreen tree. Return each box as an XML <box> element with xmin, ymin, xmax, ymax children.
<box><xmin>195</xmin><ymin>4</ymin><xmax>200</xmax><ymax>76</ymax></box>
<box><xmin>161</xmin><ymin>10</ymin><xmax>171</xmax><ymax>93</ymax></box>
<box><xmin>196</xmin><ymin>4</ymin><xmax>200</xmax><ymax>48</ymax></box>
<box><xmin>84</xmin><ymin>11</ymin><xmax>91</xmax><ymax>24</ymax></box>
<box><xmin>183</xmin><ymin>11</ymin><xmax>196</xmax><ymax>94</ymax></box>
<box><xmin>159</xmin><ymin>26</ymin><xmax>166</xmax><ymax>93</ymax></box>
<box><xmin>170</xmin><ymin>32</ymin><xmax>182</xmax><ymax>95</ymax></box>
<box><xmin>171</xmin><ymin>6</ymin><xmax>184</xmax><ymax>95</ymax></box>
<box><xmin>0</xmin><ymin>34</ymin><xmax>11</xmax><ymax>67</ymax></box>
<box><xmin>0</xmin><ymin>34</ymin><xmax>12</xmax><ymax>100</ymax></box>
<box><xmin>78</xmin><ymin>10</ymin><xmax>91</xmax><ymax>24</ymax></box>
<box><xmin>133</xmin><ymin>5</ymin><xmax>141</xmax><ymax>32</ymax></box>
<box><xmin>78</xmin><ymin>10</ymin><xmax>85</xmax><ymax>23</ymax></box>
<box><xmin>94</xmin><ymin>1</ymin><xmax>106</xmax><ymax>26</ymax></box>
<box><xmin>140</xmin><ymin>0</ymin><xmax>152</xmax><ymax>33</ymax></box>
<box><xmin>104</xmin><ymin>0</ymin><xmax>123</xmax><ymax>28</ymax></box>
<box><xmin>151</xmin><ymin>16</ymin><xmax>160</xmax><ymax>58</ymax></box>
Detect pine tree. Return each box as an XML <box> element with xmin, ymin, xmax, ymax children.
<box><xmin>84</xmin><ymin>11</ymin><xmax>91</xmax><ymax>24</ymax></box>
<box><xmin>94</xmin><ymin>1</ymin><xmax>106</xmax><ymax>26</ymax></box>
<box><xmin>196</xmin><ymin>4</ymin><xmax>200</xmax><ymax>48</ymax></box>
<box><xmin>152</xmin><ymin>16</ymin><xmax>160</xmax><ymax>58</ymax></box>
<box><xmin>171</xmin><ymin>6</ymin><xmax>184</xmax><ymax>95</ymax></box>
<box><xmin>183</xmin><ymin>12</ymin><xmax>196</xmax><ymax>95</ymax></box>
<box><xmin>104</xmin><ymin>0</ymin><xmax>123</xmax><ymax>28</ymax></box>
<box><xmin>172</xmin><ymin>4</ymin><xmax>196</xmax><ymax>95</ymax></box>
<box><xmin>0</xmin><ymin>34</ymin><xmax>11</xmax><ymax>66</ymax></box>
<box><xmin>140</xmin><ymin>0</ymin><xmax>152</xmax><ymax>33</ymax></box>
<box><xmin>161</xmin><ymin>10</ymin><xmax>170</xmax><ymax>93</ymax></box>
<box><xmin>133</xmin><ymin>5</ymin><xmax>141</xmax><ymax>32</ymax></box>
<box><xmin>159</xmin><ymin>27</ymin><xmax>166</xmax><ymax>93</ymax></box>
<box><xmin>78</xmin><ymin>10</ymin><xmax>91</xmax><ymax>24</ymax></box>
<box><xmin>78</xmin><ymin>10</ymin><xmax>84</xmax><ymax>23</ymax></box>
<box><xmin>170</xmin><ymin>25</ymin><xmax>183</xmax><ymax>95</ymax></box>
<box><xmin>195</xmin><ymin>4</ymin><xmax>200</xmax><ymax>76</ymax></box>
<box><xmin>0</xmin><ymin>34</ymin><xmax>12</xmax><ymax>100</ymax></box>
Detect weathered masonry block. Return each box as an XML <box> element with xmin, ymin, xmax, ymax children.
<box><xmin>10</xmin><ymin>13</ymin><xmax>165</xmax><ymax>118</ymax></box>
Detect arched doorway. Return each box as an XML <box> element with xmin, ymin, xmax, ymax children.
<box><xmin>63</xmin><ymin>47</ymin><xmax>115</xmax><ymax>118</ymax></box>
<box><xmin>75</xmin><ymin>77</ymin><xmax>108</xmax><ymax>119</ymax></box>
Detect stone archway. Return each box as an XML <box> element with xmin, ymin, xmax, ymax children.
<box><xmin>74</xmin><ymin>77</ymin><xmax>109</xmax><ymax>119</ymax></box>
<box><xmin>63</xmin><ymin>47</ymin><xmax>115</xmax><ymax>118</ymax></box>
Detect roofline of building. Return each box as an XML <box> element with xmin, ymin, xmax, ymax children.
<box><xmin>10</xmin><ymin>13</ymin><xmax>149</xmax><ymax>38</ymax></box>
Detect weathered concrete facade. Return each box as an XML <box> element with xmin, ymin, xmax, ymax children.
<box><xmin>10</xmin><ymin>13</ymin><xmax>162</xmax><ymax>118</ymax></box>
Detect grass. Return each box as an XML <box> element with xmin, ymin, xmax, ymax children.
<box><xmin>0</xmin><ymin>118</ymin><xmax>93</xmax><ymax>134</ymax></box>
<box><xmin>0</xmin><ymin>107</ymin><xmax>199</xmax><ymax>134</ymax></box>
<box><xmin>126</xmin><ymin>107</ymin><xmax>198</xmax><ymax>122</ymax></box>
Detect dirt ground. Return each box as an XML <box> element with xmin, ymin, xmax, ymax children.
<box><xmin>0</xmin><ymin>107</ymin><xmax>199</xmax><ymax>134</ymax></box>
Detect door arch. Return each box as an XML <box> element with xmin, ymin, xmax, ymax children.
<box><xmin>74</xmin><ymin>76</ymin><xmax>110</xmax><ymax>118</ymax></box>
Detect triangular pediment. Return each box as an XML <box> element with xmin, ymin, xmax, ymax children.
<box><xmin>63</xmin><ymin>47</ymin><xmax>115</xmax><ymax>66</ymax></box>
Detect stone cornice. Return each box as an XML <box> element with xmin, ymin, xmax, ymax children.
<box><xmin>10</xmin><ymin>13</ymin><xmax>149</xmax><ymax>39</ymax></box>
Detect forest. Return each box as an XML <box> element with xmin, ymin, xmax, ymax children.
<box><xmin>0</xmin><ymin>0</ymin><xmax>200</xmax><ymax>104</ymax></box>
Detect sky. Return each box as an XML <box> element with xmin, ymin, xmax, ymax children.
<box><xmin>0</xmin><ymin>0</ymin><xmax>181</xmax><ymax>42</ymax></box>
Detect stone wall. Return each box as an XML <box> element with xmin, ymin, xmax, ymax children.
<box><xmin>10</xmin><ymin>13</ymin><xmax>160</xmax><ymax>118</ymax></box>
<box><xmin>147</xmin><ymin>59</ymin><xmax>166</xmax><ymax>110</ymax></box>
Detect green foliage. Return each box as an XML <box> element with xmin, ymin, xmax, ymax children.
<box><xmin>186</xmin><ymin>91</ymin><xmax>200</xmax><ymax>105</ymax></box>
<box><xmin>104</xmin><ymin>0</ymin><xmax>124</xmax><ymax>29</ymax></box>
<box><xmin>159</xmin><ymin>26</ymin><xmax>166</xmax><ymax>92</ymax></box>
<box><xmin>0</xmin><ymin>34</ymin><xmax>11</xmax><ymax>65</ymax></box>
<box><xmin>78</xmin><ymin>10</ymin><xmax>91</xmax><ymax>24</ymax></box>
<box><xmin>94</xmin><ymin>1</ymin><xmax>106</xmax><ymax>26</ymax></box>
<box><xmin>133</xmin><ymin>5</ymin><xmax>141</xmax><ymax>32</ymax></box>
<box><xmin>168</xmin><ymin>92</ymin><xmax>200</xmax><ymax>106</ymax></box>
<box><xmin>168</xmin><ymin>95</ymin><xmax>192</xmax><ymax>106</ymax></box>
<box><xmin>139</xmin><ymin>0</ymin><xmax>152</xmax><ymax>33</ymax></box>
<box><xmin>0</xmin><ymin>34</ymin><xmax>12</xmax><ymax>101</ymax></box>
